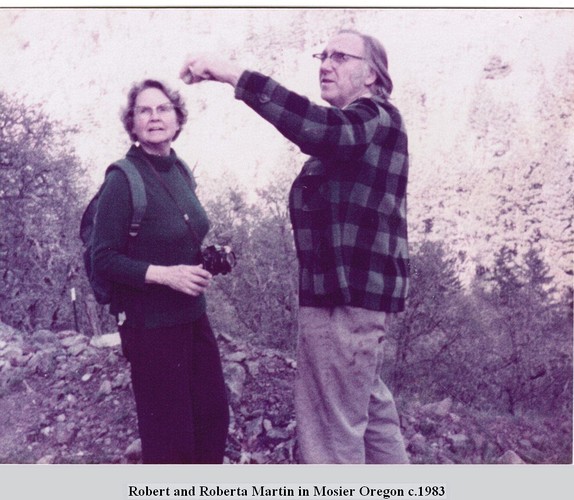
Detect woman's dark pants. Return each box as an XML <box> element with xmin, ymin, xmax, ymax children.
<box><xmin>120</xmin><ymin>314</ymin><xmax>229</xmax><ymax>464</ymax></box>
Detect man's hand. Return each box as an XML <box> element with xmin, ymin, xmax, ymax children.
<box><xmin>179</xmin><ymin>53</ymin><xmax>243</xmax><ymax>87</ymax></box>
<box><xmin>146</xmin><ymin>264</ymin><xmax>212</xmax><ymax>296</ymax></box>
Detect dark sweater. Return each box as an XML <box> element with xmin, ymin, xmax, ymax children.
<box><xmin>92</xmin><ymin>145</ymin><xmax>209</xmax><ymax>329</ymax></box>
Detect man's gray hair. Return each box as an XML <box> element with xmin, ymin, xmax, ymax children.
<box><xmin>339</xmin><ymin>29</ymin><xmax>393</xmax><ymax>99</ymax></box>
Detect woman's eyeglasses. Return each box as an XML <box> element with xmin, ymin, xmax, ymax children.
<box><xmin>134</xmin><ymin>103</ymin><xmax>176</xmax><ymax>119</ymax></box>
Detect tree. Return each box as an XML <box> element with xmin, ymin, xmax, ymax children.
<box><xmin>386</xmin><ymin>239</ymin><xmax>465</xmax><ymax>397</ymax></box>
<box><xmin>0</xmin><ymin>90</ymin><xmax>88</xmax><ymax>332</ymax></box>
<box><xmin>202</xmin><ymin>166</ymin><xmax>299</xmax><ymax>351</ymax></box>
<box><xmin>472</xmin><ymin>244</ymin><xmax>572</xmax><ymax>415</ymax></box>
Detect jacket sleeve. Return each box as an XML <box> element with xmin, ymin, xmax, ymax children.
<box><xmin>234</xmin><ymin>70</ymin><xmax>389</xmax><ymax>161</ymax></box>
<box><xmin>92</xmin><ymin>169</ymin><xmax>149</xmax><ymax>289</ymax></box>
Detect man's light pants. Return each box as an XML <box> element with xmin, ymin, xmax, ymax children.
<box><xmin>295</xmin><ymin>306</ymin><xmax>409</xmax><ymax>464</ymax></box>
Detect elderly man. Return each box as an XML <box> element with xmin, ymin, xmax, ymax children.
<box><xmin>180</xmin><ymin>29</ymin><xmax>410</xmax><ymax>464</ymax></box>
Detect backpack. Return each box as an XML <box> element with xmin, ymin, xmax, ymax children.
<box><xmin>80</xmin><ymin>156</ymin><xmax>197</xmax><ymax>304</ymax></box>
<box><xmin>79</xmin><ymin>159</ymin><xmax>147</xmax><ymax>305</ymax></box>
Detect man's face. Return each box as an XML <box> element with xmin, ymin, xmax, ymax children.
<box><xmin>318</xmin><ymin>33</ymin><xmax>375</xmax><ymax>108</ymax></box>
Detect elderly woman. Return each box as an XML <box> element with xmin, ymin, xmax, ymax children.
<box><xmin>91</xmin><ymin>79</ymin><xmax>229</xmax><ymax>464</ymax></box>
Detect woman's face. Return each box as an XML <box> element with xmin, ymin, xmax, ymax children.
<box><xmin>131</xmin><ymin>87</ymin><xmax>180</xmax><ymax>155</ymax></box>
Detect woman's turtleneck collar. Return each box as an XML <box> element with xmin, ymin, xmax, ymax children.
<box><xmin>138</xmin><ymin>145</ymin><xmax>177</xmax><ymax>172</ymax></box>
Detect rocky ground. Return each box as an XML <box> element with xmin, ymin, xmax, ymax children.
<box><xmin>0</xmin><ymin>320</ymin><xmax>571</xmax><ymax>465</ymax></box>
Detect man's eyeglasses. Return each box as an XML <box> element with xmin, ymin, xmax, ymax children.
<box><xmin>134</xmin><ymin>103</ymin><xmax>176</xmax><ymax>118</ymax></box>
<box><xmin>312</xmin><ymin>51</ymin><xmax>366</xmax><ymax>65</ymax></box>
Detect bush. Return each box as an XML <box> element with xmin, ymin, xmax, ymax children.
<box><xmin>203</xmin><ymin>174</ymin><xmax>298</xmax><ymax>352</ymax></box>
<box><xmin>0</xmin><ymin>90</ymin><xmax>93</xmax><ymax>333</ymax></box>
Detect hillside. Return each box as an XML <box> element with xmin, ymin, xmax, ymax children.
<box><xmin>1</xmin><ymin>321</ymin><xmax>570</xmax><ymax>465</ymax></box>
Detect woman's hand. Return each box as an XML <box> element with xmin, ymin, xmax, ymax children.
<box><xmin>145</xmin><ymin>264</ymin><xmax>212</xmax><ymax>296</ymax></box>
<box><xmin>179</xmin><ymin>53</ymin><xmax>243</xmax><ymax>87</ymax></box>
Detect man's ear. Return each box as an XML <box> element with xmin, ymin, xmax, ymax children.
<box><xmin>365</xmin><ymin>67</ymin><xmax>377</xmax><ymax>87</ymax></box>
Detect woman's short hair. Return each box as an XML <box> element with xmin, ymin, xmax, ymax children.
<box><xmin>121</xmin><ymin>79</ymin><xmax>188</xmax><ymax>142</ymax></box>
<box><xmin>339</xmin><ymin>29</ymin><xmax>393</xmax><ymax>99</ymax></box>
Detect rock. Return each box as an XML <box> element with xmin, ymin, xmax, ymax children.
<box><xmin>224</xmin><ymin>362</ymin><xmax>246</xmax><ymax>404</ymax></box>
<box><xmin>0</xmin><ymin>321</ymin><xmax>18</xmax><ymax>338</ymax></box>
<box><xmin>446</xmin><ymin>433</ymin><xmax>470</xmax><ymax>453</ymax></box>
<box><xmin>125</xmin><ymin>439</ymin><xmax>142</xmax><ymax>461</ymax></box>
<box><xmin>408</xmin><ymin>433</ymin><xmax>428</xmax><ymax>454</ymax></box>
<box><xmin>471</xmin><ymin>432</ymin><xmax>486</xmax><ymax>451</ymax></box>
<box><xmin>90</xmin><ymin>333</ymin><xmax>121</xmax><ymax>349</ymax></box>
<box><xmin>68</xmin><ymin>343</ymin><xmax>87</xmax><ymax>357</ymax></box>
<box><xmin>418</xmin><ymin>417</ymin><xmax>438</xmax><ymax>436</ymax></box>
<box><xmin>112</xmin><ymin>372</ymin><xmax>131</xmax><ymax>389</ymax></box>
<box><xmin>449</xmin><ymin>413</ymin><xmax>461</xmax><ymax>424</ymax></box>
<box><xmin>1</xmin><ymin>317</ymin><xmax>567</xmax><ymax>466</ymax></box>
<box><xmin>4</xmin><ymin>346</ymin><xmax>24</xmax><ymax>366</ymax></box>
<box><xmin>57</xmin><ymin>330</ymin><xmax>81</xmax><ymax>339</ymax></box>
<box><xmin>41</xmin><ymin>426</ymin><xmax>54</xmax><ymax>438</ymax></box>
<box><xmin>55</xmin><ymin>423</ymin><xmax>77</xmax><ymax>445</ymax></box>
<box><xmin>1</xmin><ymin>368</ymin><xmax>25</xmax><ymax>392</ymax></box>
<box><xmin>245</xmin><ymin>416</ymin><xmax>264</xmax><ymax>443</ymax></box>
<box><xmin>31</xmin><ymin>329</ymin><xmax>56</xmax><ymax>344</ymax></box>
<box><xmin>498</xmin><ymin>450</ymin><xmax>525</xmax><ymax>464</ymax></box>
<box><xmin>285</xmin><ymin>358</ymin><xmax>297</xmax><ymax>369</ymax></box>
<box><xmin>36</xmin><ymin>454</ymin><xmax>55</xmax><ymax>464</ymax></box>
<box><xmin>422</xmin><ymin>397</ymin><xmax>453</xmax><ymax>417</ymax></box>
<box><xmin>268</xmin><ymin>441</ymin><xmax>295</xmax><ymax>463</ymax></box>
<box><xmin>245</xmin><ymin>360</ymin><xmax>260</xmax><ymax>377</ymax></box>
<box><xmin>263</xmin><ymin>418</ymin><xmax>273</xmax><ymax>432</ymax></box>
<box><xmin>249</xmin><ymin>451</ymin><xmax>269</xmax><ymax>464</ymax></box>
<box><xmin>217</xmin><ymin>331</ymin><xmax>235</xmax><ymax>344</ymax></box>
<box><xmin>530</xmin><ymin>434</ymin><xmax>546</xmax><ymax>449</ymax></box>
<box><xmin>225</xmin><ymin>351</ymin><xmax>248</xmax><ymax>363</ymax></box>
<box><xmin>61</xmin><ymin>335</ymin><xmax>86</xmax><ymax>348</ymax></box>
<box><xmin>520</xmin><ymin>447</ymin><xmax>545</xmax><ymax>463</ymax></box>
<box><xmin>29</xmin><ymin>350</ymin><xmax>58</xmax><ymax>376</ymax></box>
<box><xmin>97</xmin><ymin>380</ymin><xmax>113</xmax><ymax>398</ymax></box>
<box><xmin>266</xmin><ymin>427</ymin><xmax>290</xmax><ymax>441</ymax></box>
<box><xmin>519</xmin><ymin>438</ymin><xmax>533</xmax><ymax>449</ymax></box>
<box><xmin>437</xmin><ymin>454</ymin><xmax>455</xmax><ymax>464</ymax></box>
<box><xmin>238</xmin><ymin>451</ymin><xmax>252</xmax><ymax>464</ymax></box>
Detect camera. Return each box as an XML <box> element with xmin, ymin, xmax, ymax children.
<box><xmin>202</xmin><ymin>244</ymin><xmax>236</xmax><ymax>276</ymax></box>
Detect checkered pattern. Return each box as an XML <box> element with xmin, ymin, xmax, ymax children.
<box><xmin>236</xmin><ymin>71</ymin><xmax>409</xmax><ymax>312</ymax></box>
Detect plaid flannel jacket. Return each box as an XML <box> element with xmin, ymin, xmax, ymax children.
<box><xmin>235</xmin><ymin>71</ymin><xmax>409</xmax><ymax>312</ymax></box>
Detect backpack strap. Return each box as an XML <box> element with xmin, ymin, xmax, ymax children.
<box><xmin>175</xmin><ymin>158</ymin><xmax>198</xmax><ymax>191</ymax></box>
<box><xmin>107</xmin><ymin>159</ymin><xmax>147</xmax><ymax>237</ymax></box>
